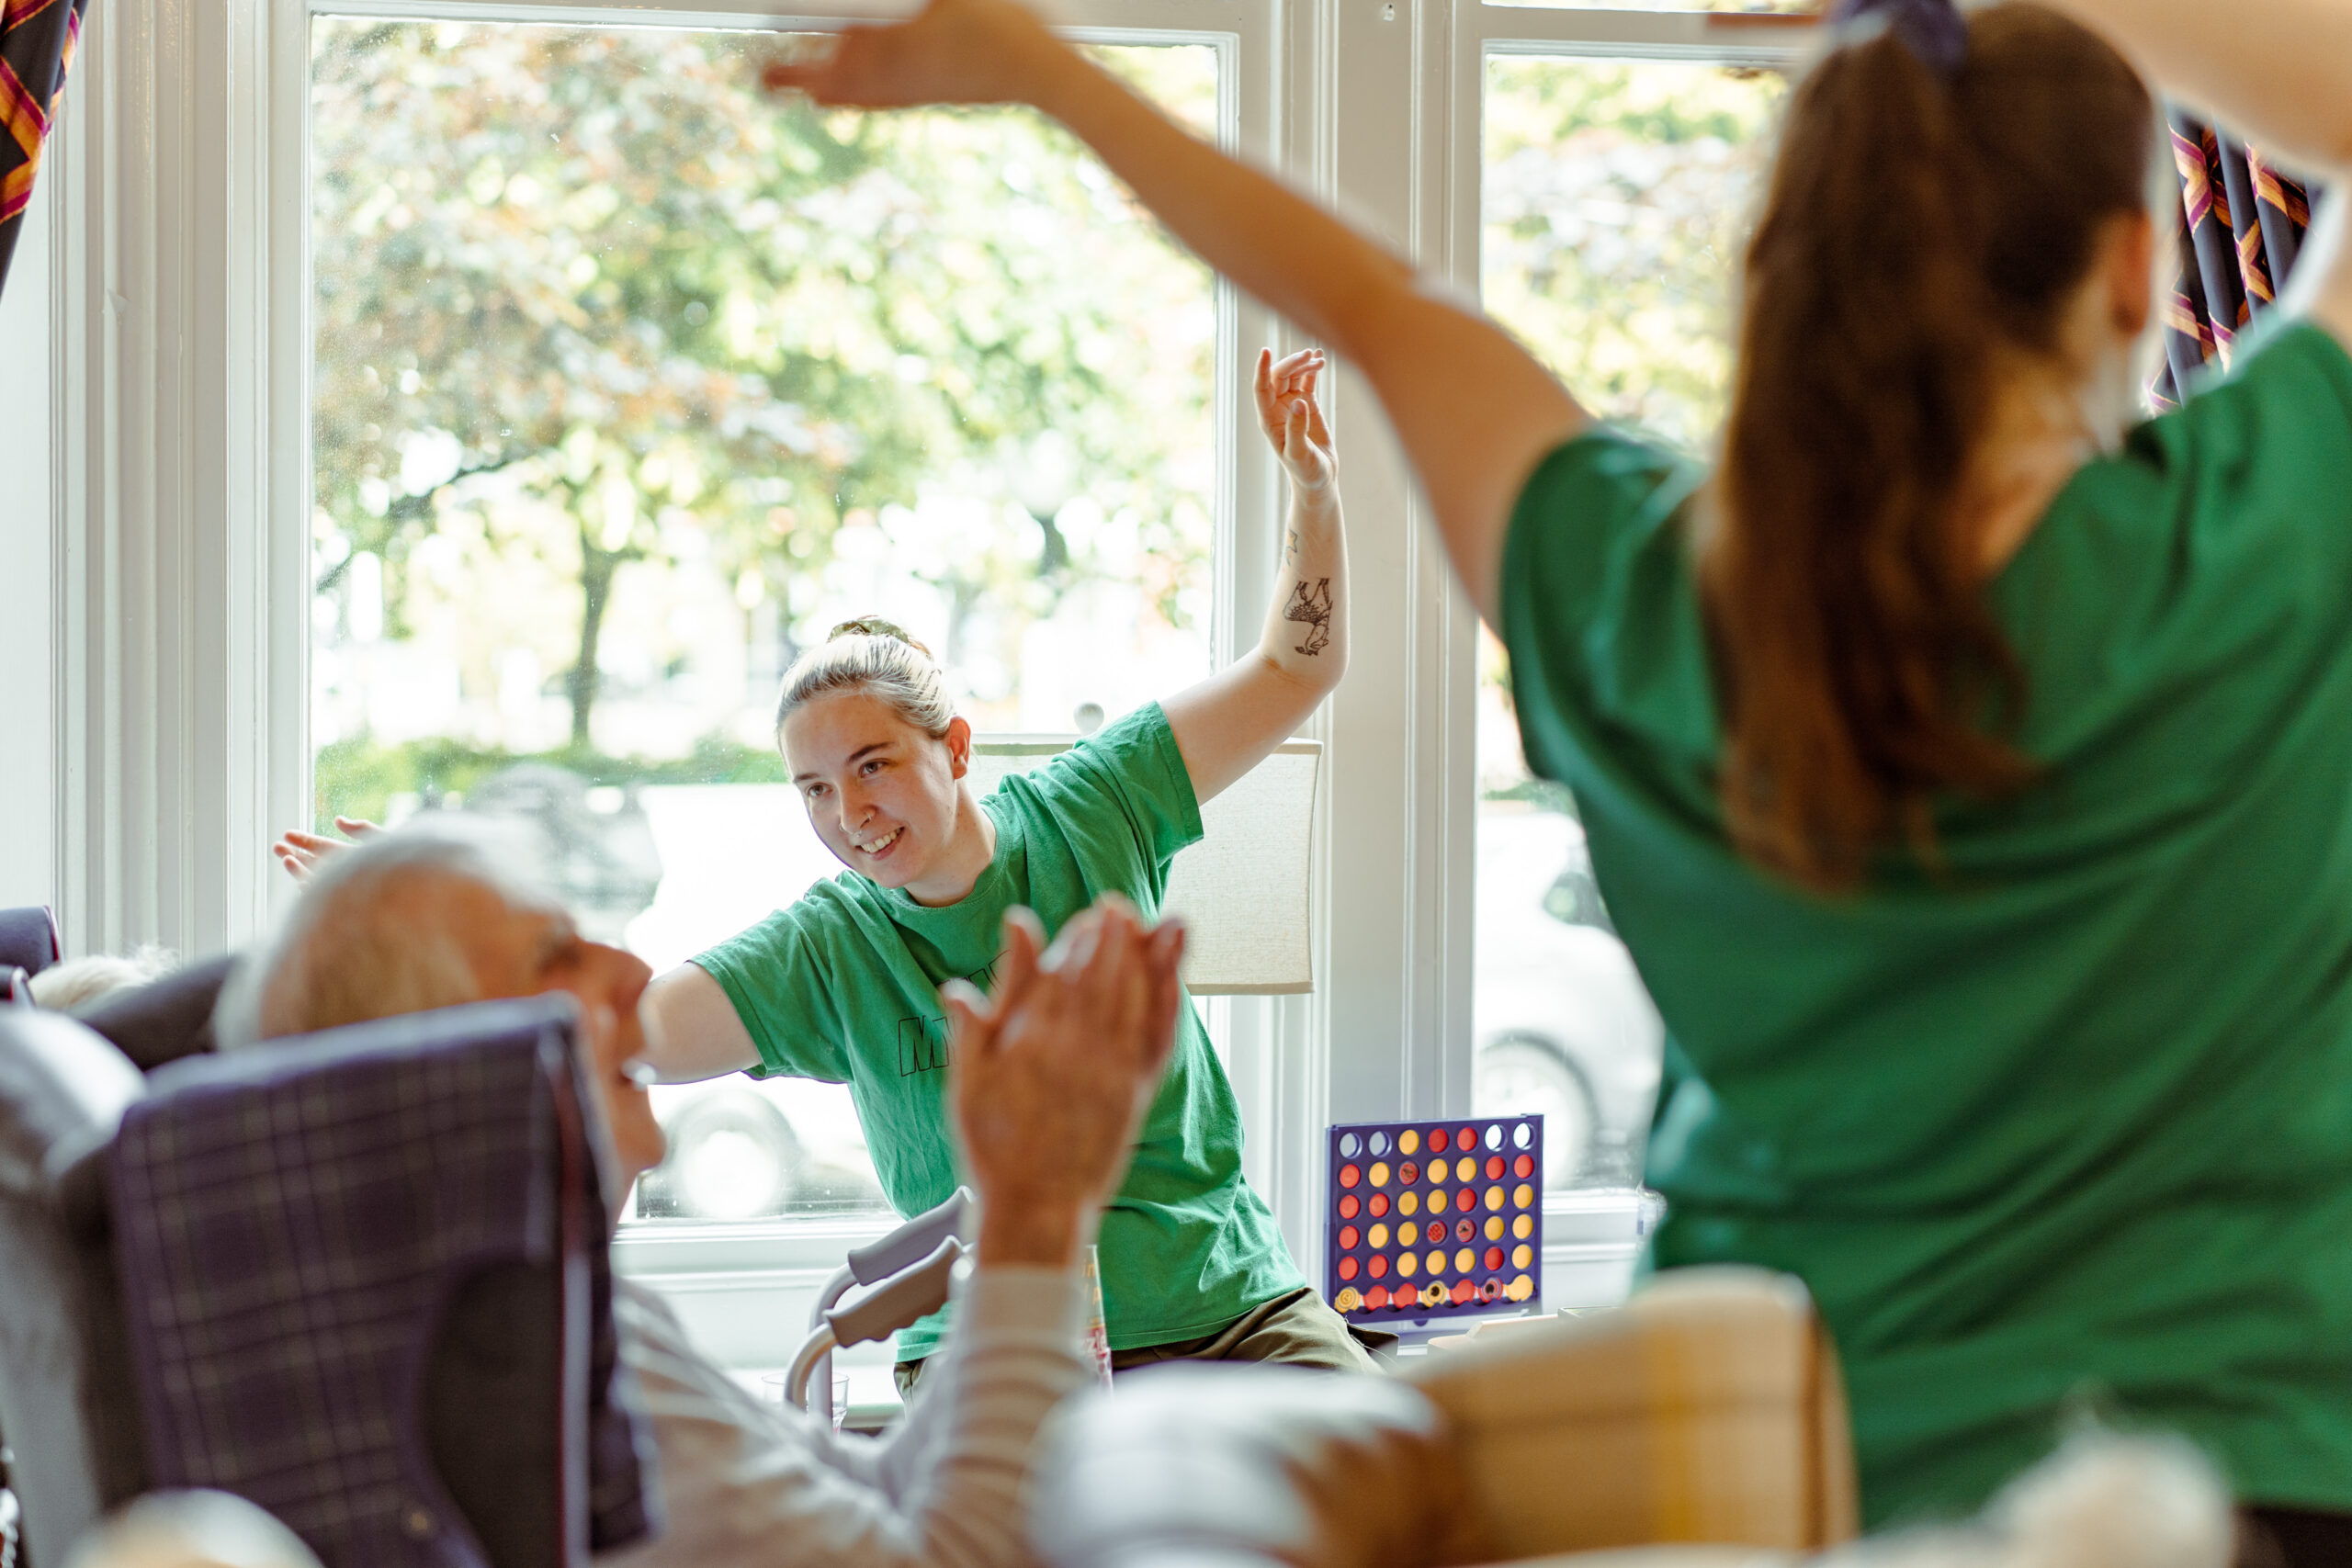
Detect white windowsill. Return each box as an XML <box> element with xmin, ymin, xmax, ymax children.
<box><xmin>614</xmin><ymin>1186</ymin><xmax>1664</xmax><ymax>1370</ymax></box>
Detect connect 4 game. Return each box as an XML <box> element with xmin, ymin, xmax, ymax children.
<box><xmin>1325</xmin><ymin>1116</ymin><xmax>1544</xmax><ymax>1328</ymax></box>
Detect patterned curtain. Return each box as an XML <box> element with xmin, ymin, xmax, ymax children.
<box><xmin>0</xmin><ymin>0</ymin><xmax>86</xmax><ymax>299</ymax></box>
<box><xmin>2153</xmin><ymin>112</ymin><xmax>2315</xmax><ymax>409</ymax></box>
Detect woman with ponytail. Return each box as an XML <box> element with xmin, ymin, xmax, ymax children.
<box><xmin>766</xmin><ymin>0</ymin><xmax>2352</xmax><ymax>1539</ymax></box>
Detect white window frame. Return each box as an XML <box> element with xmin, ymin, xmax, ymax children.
<box><xmin>13</xmin><ymin>0</ymin><xmax>1809</xmax><ymax>1356</ymax></box>
<box><xmin>1424</xmin><ymin>6</ymin><xmax>1806</xmax><ymax>1289</ymax></box>
<box><xmin>288</xmin><ymin>0</ymin><xmax>1292</xmax><ymax>1314</ymax></box>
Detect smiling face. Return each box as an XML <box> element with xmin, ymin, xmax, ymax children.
<box><xmin>783</xmin><ymin>690</ymin><xmax>973</xmax><ymax>894</ymax></box>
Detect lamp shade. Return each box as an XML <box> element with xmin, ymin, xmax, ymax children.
<box><xmin>969</xmin><ymin>737</ymin><xmax>1320</xmax><ymax>995</ymax></box>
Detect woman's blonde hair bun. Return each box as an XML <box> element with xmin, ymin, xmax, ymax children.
<box><xmin>826</xmin><ymin>616</ymin><xmax>934</xmax><ymax>661</ymax></box>
<box><xmin>777</xmin><ymin>614</ymin><xmax>956</xmax><ymax>744</ymax></box>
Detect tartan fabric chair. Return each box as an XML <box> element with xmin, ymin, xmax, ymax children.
<box><xmin>0</xmin><ymin>997</ymin><xmax>656</xmax><ymax>1568</ymax></box>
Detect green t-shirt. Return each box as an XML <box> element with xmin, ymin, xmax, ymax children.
<box><xmin>695</xmin><ymin>702</ymin><xmax>1304</xmax><ymax>1360</ymax></box>
<box><xmin>1501</xmin><ymin>322</ymin><xmax>2352</xmax><ymax>1527</ymax></box>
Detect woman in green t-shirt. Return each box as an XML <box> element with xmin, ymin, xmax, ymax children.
<box><xmin>283</xmin><ymin>352</ymin><xmax>1372</xmax><ymax>1378</ymax></box>
<box><xmin>634</xmin><ymin>346</ymin><xmax>1375</xmax><ymax>1382</ymax></box>
<box><xmin>764</xmin><ymin>0</ymin><xmax>2352</xmax><ymax>1544</ymax></box>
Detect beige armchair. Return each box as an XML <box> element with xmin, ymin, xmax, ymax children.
<box><xmin>1032</xmin><ymin>1267</ymin><xmax>1855</xmax><ymax>1568</ymax></box>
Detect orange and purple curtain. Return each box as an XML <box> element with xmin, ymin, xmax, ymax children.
<box><xmin>2154</xmin><ymin>113</ymin><xmax>2315</xmax><ymax>409</ymax></box>
<box><xmin>0</xmin><ymin>0</ymin><xmax>84</xmax><ymax>299</ymax></box>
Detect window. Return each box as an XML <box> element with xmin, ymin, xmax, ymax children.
<box><xmin>40</xmin><ymin>0</ymin><xmax>1815</xmax><ymax>1333</ymax></box>
<box><xmin>1468</xmin><ymin>53</ymin><xmax>1787</xmax><ymax>1190</ymax></box>
<box><xmin>307</xmin><ymin>17</ymin><xmax>1232</xmax><ymax>1221</ymax></box>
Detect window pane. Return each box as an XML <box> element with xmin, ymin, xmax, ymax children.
<box><xmin>1475</xmin><ymin>57</ymin><xmax>1783</xmax><ymax>1189</ymax></box>
<box><xmin>309</xmin><ymin>19</ymin><xmax>1220</xmax><ymax>1220</ymax></box>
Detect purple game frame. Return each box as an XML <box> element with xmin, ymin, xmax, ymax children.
<box><xmin>1324</xmin><ymin>1114</ymin><xmax>1544</xmax><ymax>1330</ymax></box>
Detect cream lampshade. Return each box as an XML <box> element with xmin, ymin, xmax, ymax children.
<box><xmin>968</xmin><ymin>736</ymin><xmax>1320</xmax><ymax>995</ymax></box>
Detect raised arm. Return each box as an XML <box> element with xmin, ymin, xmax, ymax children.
<box><xmin>765</xmin><ymin>0</ymin><xmax>1587</xmax><ymax>626</ymax></box>
<box><xmin>1160</xmin><ymin>349</ymin><xmax>1350</xmax><ymax>804</ymax></box>
<box><xmin>2043</xmin><ymin>0</ymin><xmax>2352</xmax><ymax>346</ymax></box>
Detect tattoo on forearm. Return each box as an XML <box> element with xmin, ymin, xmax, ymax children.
<box><xmin>1284</xmin><ymin>528</ymin><xmax>1301</xmax><ymax>566</ymax></box>
<box><xmin>1284</xmin><ymin>578</ymin><xmax>1333</xmax><ymax>656</ymax></box>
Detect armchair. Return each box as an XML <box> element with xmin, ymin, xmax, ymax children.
<box><xmin>0</xmin><ymin>997</ymin><xmax>657</xmax><ymax>1568</ymax></box>
<box><xmin>0</xmin><ymin>909</ymin><xmax>60</xmax><ymax>982</ymax></box>
<box><xmin>1032</xmin><ymin>1267</ymin><xmax>1857</xmax><ymax>1568</ymax></box>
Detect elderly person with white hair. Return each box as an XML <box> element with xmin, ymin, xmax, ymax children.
<box><xmin>215</xmin><ymin>819</ymin><xmax>1188</xmax><ymax>1568</ymax></box>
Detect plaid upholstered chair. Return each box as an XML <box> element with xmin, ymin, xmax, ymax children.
<box><xmin>1032</xmin><ymin>1268</ymin><xmax>1857</xmax><ymax>1568</ymax></box>
<box><xmin>0</xmin><ymin>997</ymin><xmax>657</xmax><ymax>1568</ymax></box>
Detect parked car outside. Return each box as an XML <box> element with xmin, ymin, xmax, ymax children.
<box><xmin>1473</xmin><ymin>804</ymin><xmax>1664</xmax><ymax>1189</ymax></box>
<box><xmin>632</xmin><ymin>1075</ymin><xmax>885</xmax><ymax>1219</ymax></box>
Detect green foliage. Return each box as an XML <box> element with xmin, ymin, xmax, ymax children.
<box><xmin>315</xmin><ymin>731</ymin><xmax>787</xmax><ymax>831</ymax></box>
<box><xmin>311</xmin><ymin>20</ymin><xmax>1217</xmax><ymax>749</ymax></box>
<box><xmin>1476</xmin><ymin>58</ymin><xmax>1783</xmax><ymax>804</ymax></box>
<box><xmin>1482</xmin><ymin>58</ymin><xmax>1787</xmax><ymax>452</ymax></box>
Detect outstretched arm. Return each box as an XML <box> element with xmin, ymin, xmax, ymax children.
<box><xmin>278</xmin><ymin>818</ymin><xmax>763</xmax><ymax>1081</ymax></box>
<box><xmin>642</xmin><ymin>963</ymin><xmax>761</xmax><ymax>1081</ymax></box>
<box><xmin>2043</xmin><ymin>0</ymin><xmax>2351</xmax><ymax>348</ymax></box>
<box><xmin>765</xmin><ymin>1</ymin><xmax>1587</xmax><ymax>627</ymax></box>
<box><xmin>2042</xmin><ymin>0</ymin><xmax>2352</xmax><ymax>175</ymax></box>
<box><xmin>1161</xmin><ymin>348</ymin><xmax>1350</xmax><ymax>805</ymax></box>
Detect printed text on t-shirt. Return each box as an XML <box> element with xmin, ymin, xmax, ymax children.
<box><xmin>892</xmin><ymin>953</ymin><xmax>1002</xmax><ymax>1077</ymax></box>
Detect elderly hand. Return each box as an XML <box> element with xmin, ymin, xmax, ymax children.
<box><xmin>944</xmin><ymin>897</ymin><xmax>1185</xmax><ymax>1268</ymax></box>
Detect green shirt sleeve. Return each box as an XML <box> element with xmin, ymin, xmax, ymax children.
<box><xmin>1498</xmin><ymin>425</ymin><xmax>1718</xmax><ymax>799</ymax></box>
<box><xmin>1499</xmin><ymin>322</ymin><xmax>2352</xmax><ymax>802</ymax></box>
<box><xmin>2119</xmin><ymin>319</ymin><xmax>2352</xmax><ymax>541</ymax></box>
<box><xmin>690</xmin><ymin>892</ymin><xmax>855</xmax><ymax>1082</ymax></box>
<box><xmin>1025</xmin><ymin>701</ymin><xmax>1204</xmax><ymax>888</ymax></box>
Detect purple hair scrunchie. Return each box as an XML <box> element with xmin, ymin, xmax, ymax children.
<box><xmin>1830</xmin><ymin>0</ymin><xmax>1969</xmax><ymax>78</ymax></box>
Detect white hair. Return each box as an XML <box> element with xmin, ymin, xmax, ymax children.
<box><xmin>213</xmin><ymin>818</ymin><xmax>555</xmax><ymax>1050</ymax></box>
<box><xmin>1832</xmin><ymin>1432</ymin><xmax>2231</xmax><ymax>1568</ymax></box>
<box><xmin>28</xmin><ymin>945</ymin><xmax>178</xmax><ymax>1010</ymax></box>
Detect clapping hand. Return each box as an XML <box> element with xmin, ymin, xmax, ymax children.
<box><xmin>944</xmin><ymin>897</ymin><xmax>1186</xmax><ymax>1268</ymax></box>
<box><xmin>1254</xmin><ymin>347</ymin><xmax>1334</xmax><ymax>497</ymax></box>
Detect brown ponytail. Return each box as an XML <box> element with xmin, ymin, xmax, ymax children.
<box><xmin>1707</xmin><ymin>4</ymin><xmax>2154</xmax><ymax>888</ymax></box>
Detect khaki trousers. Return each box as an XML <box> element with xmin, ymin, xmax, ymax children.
<box><xmin>896</xmin><ymin>1286</ymin><xmax>1382</xmax><ymax>1400</ymax></box>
